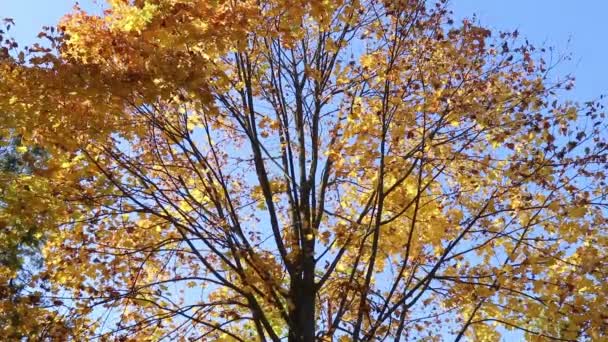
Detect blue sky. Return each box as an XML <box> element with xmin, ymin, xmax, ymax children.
<box><xmin>2</xmin><ymin>0</ymin><xmax>607</xmax><ymax>103</ymax></box>
<box><xmin>452</xmin><ymin>1</ymin><xmax>608</xmax><ymax>103</ymax></box>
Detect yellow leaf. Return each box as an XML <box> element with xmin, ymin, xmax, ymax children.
<box><xmin>569</xmin><ymin>206</ymin><xmax>586</xmax><ymax>218</ymax></box>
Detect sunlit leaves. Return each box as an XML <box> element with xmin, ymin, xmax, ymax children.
<box><xmin>1</xmin><ymin>0</ymin><xmax>607</xmax><ymax>341</ymax></box>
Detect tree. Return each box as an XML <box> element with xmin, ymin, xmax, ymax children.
<box><xmin>1</xmin><ymin>0</ymin><xmax>607</xmax><ymax>340</ymax></box>
<box><xmin>0</xmin><ymin>128</ymin><xmax>75</xmax><ymax>339</ymax></box>
<box><xmin>0</xmin><ymin>22</ymin><xmax>77</xmax><ymax>338</ymax></box>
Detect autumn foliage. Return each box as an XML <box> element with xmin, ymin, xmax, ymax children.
<box><xmin>1</xmin><ymin>0</ymin><xmax>607</xmax><ymax>340</ymax></box>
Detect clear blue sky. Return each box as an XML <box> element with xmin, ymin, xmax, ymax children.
<box><xmin>452</xmin><ymin>1</ymin><xmax>608</xmax><ymax>103</ymax></box>
<box><xmin>2</xmin><ymin>0</ymin><xmax>607</xmax><ymax>103</ymax></box>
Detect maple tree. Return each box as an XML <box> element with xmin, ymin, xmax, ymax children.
<box><xmin>1</xmin><ymin>0</ymin><xmax>608</xmax><ymax>340</ymax></box>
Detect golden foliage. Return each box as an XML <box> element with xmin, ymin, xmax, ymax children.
<box><xmin>1</xmin><ymin>1</ymin><xmax>607</xmax><ymax>340</ymax></box>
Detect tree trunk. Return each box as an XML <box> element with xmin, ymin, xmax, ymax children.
<box><xmin>289</xmin><ymin>246</ymin><xmax>316</xmax><ymax>341</ymax></box>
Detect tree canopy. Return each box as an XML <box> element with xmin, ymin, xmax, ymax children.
<box><xmin>1</xmin><ymin>0</ymin><xmax>607</xmax><ymax>340</ymax></box>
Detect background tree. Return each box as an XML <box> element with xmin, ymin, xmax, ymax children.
<box><xmin>0</xmin><ymin>135</ymin><xmax>77</xmax><ymax>339</ymax></box>
<box><xmin>0</xmin><ymin>21</ymin><xmax>80</xmax><ymax>339</ymax></box>
<box><xmin>1</xmin><ymin>0</ymin><xmax>607</xmax><ymax>341</ymax></box>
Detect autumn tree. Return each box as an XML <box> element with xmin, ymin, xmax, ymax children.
<box><xmin>1</xmin><ymin>0</ymin><xmax>607</xmax><ymax>340</ymax></box>
<box><xmin>0</xmin><ymin>105</ymin><xmax>73</xmax><ymax>338</ymax></box>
